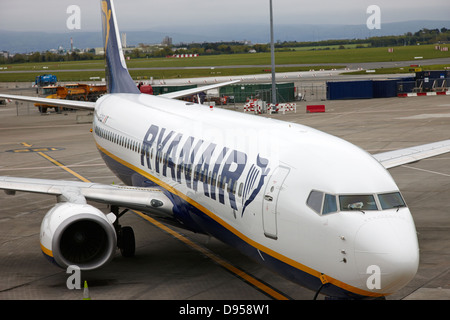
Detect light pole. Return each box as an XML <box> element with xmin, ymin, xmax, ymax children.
<box><xmin>269</xmin><ymin>0</ymin><xmax>276</xmax><ymax>105</ymax></box>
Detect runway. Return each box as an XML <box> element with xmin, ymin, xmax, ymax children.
<box><xmin>2</xmin><ymin>58</ymin><xmax>449</xmax><ymax>87</ymax></box>
<box><xmin>0</xmin><ymin>83</ymin><xmax>449</xmax><ymax>300</ymax></box>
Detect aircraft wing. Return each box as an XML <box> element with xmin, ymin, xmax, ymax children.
<box><xmin>373</xmin><ymin>139</ymin><xmax>450</xmax><ymax>169</ymax></box>
<box><xmin>0</xmin><ymin>94</ymin><xmax>95</xmax><ymax>111</ymax></box>
<box><xmin>1</xmin><ymin>80</ymin><xmax>239</xmax><ymax>106</ymax></box>
<box><xmin>0</xmin><ymin>176</ymin><xmax>173</xmax><ymax>214</ymax></box>
<box><xmin>159</xmin><ymin>80</ymin><xmax>240</xmax><ymax>99</ymax></box>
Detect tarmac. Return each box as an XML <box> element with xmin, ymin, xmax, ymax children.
<box><xmin>0</xmin><ymin>82</ymin><xmax>449</xmax><ymax>301</ymax></box>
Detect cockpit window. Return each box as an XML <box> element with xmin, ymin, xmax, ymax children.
<box><xmin>378</xmin><ymin>192</ymin><xmax>406</xmax><ymax>210</ymax></box>
<box><xmin>306</xmin><ymin>190</ymin><xmax>323</xmax><ymax>214</ymax></box>
<box><xmin>307</xmin><ymin>191</ymin><xmax>338</xmax><ymax>215</ymax></box>
<box><xmin>339</xmin><ymin>195</ymin><xmax>378</xmax><ymax>211</ymax></box>
<box><xmin>323</xmin><ymin>194</ymin><xmax>337</xmax><ymax>215</ymax></box>
<box><xmin>307</xmin><ymin>191</ymin><xmax>406</xmax><ymax>216</ymax></box>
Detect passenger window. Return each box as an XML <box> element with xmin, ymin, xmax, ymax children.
<box><xmin>323</xmin><ymin>194</ymin><xmax>337</xmax><ymax>214</ymax></box>
<box><xmin>211</xmin><ymin>172</ymin><xmax>217</xmax><ymax>186</ymax></box>
<box><xmin>378</xmin><ymin>192</ymin><xmax>406</xmax><ymax>210</ymax></box>
<box><xmin>307</xmin><ymin>191</ymin><xmax>323</xmax><ymax>214</ymax></box>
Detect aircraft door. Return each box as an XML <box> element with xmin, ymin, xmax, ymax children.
<box><xmin>262</xmin><ymin>166</ymin><xmax>290</xmax><ymax>240</ymax></box>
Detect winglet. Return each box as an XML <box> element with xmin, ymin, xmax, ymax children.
<box><xmin>373</xmin><ymin>139</ymin><xmax>450</xmax><ymax>169</ymax></box>
<box><xmin>101</xmin><ymin>0</ymin><xmax>140</xmax><ymax>94</ymax></box>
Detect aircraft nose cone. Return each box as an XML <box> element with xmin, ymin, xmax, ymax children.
<box><xmin>354</xmin><ymin>216</ymin><xmax>419</xmax><ymax>296</ymax></box>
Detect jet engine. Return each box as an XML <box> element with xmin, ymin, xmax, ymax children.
<box><xmin>40</xmin><ymin>202</ymin><xmax>117</xmax><ymax>270</ymax></box>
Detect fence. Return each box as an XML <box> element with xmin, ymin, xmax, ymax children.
<box><xmin>296</xmin><ymin>82</ymin><xmax>327</xmax><ymax>101</ymax></box>
<box><xmin>219</xmin><ymin>83</ymin><xmax>296</xmax><ymax>104</ymax></box>
<box><xmin>397</xmin><ymin>77</ymin><xmax>450</xmax><ymax>95</ymax></box>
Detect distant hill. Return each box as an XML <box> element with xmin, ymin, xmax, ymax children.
<box><xmin>0</xmin><ymin>30</ymin><xmax>103</xmax><ymax>54</ymax></box>
<box><xmin>1</xmin><ymin>20</ymin><xmax>449</xmax><ymax>53</ymax></box>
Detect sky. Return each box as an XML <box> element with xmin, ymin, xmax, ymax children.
<box><xmin>1</xmin><ymin>0</ymin><xmax>449</xmax><ymax>33</ymax></box>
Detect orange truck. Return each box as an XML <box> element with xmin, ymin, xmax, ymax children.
<box><xmin>35</xmin><ymin>83</ymin><xmax>107</xmax><ymax>113</ymax></box>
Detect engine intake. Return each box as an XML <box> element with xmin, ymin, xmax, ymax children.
<box><xmin>40</xmin><ymin>203</ymin><xmax>117</xmax><ymax>270</ymax></box>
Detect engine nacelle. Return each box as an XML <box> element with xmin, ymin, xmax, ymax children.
<box><xmin>40</xmin><ymin>202</ymin><xmax>117</xmax><ymax>270</ymax></box>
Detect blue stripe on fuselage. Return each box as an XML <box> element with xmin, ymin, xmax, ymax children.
<box><xmin>96</xmin><ymin>145</ymin><xmax>374</xmax><ymax>299</ymax></box>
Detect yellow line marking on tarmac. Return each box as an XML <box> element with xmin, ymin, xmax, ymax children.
<box><xmin>9</xmin><ymin>147</ymin><xmax>64</xmax><ymax>153</ymax></box>
<box><xmin>132</xmin><ymin>210</ymin><xmax>290</xmax><ymax>300</ymax></box>
<box><xmin>37</xmin><ymin>152</ymin><xmax>91</xmax><ymax>183</ymax></box>
<box><xmin>33</xmin><ymin>145</ymin><xmax>290</xmax><ymax>300</ymax></box>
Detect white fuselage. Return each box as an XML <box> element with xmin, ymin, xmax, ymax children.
<box><xmin>92</xmin><ymin>93</ymin><xmax>419</xmax><ymax>299</ymax></box>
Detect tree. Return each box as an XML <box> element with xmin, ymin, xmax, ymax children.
<box><xmin>29</xmin><ymin>52</ymin><xmax>41</xmax><ymax>63</ymax></box>
<box><xmin>253</xmin><ymin>44</ymin><xmax>269</xmax><ymax>52</ymax></box>
<box><xmin>12</xmin><ymin>53</ymin><xmax>26</xmax><ymax>63</ymax></box>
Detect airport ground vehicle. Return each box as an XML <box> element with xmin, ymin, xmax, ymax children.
<box><xmin>35</xmin><ymin>74</ymin><xmax>57</xmax><ymax>87</ymax></box>
<box><xmin>35</xmin><ymin>83</ymin><xmax>107</xmax><ymax>113</ymax></box>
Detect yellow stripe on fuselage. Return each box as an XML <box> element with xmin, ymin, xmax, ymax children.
<box><xmin>96</xmin><ymin>142</ymin><xmax>387</xmax><ymax>298</ymax></box>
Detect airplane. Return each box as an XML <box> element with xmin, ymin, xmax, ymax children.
<box><xmin>2</xmin><ymin>0</ymin><xmax>450</xmax><ymax>300</ymax></box>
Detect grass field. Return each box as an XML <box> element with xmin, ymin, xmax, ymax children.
<box><xmin>0</xmin><ymin>44</ymin><xmax>448</xmax><ymax>82</ymax></box>
<box><xmin>0</xmin><ymin>66</ymin><xmax>345</xmax><ymax>82</ymax></box>
<box><xmin>346</xmin><ymin>64</ymin><xmax>450</xmax><ymax>75</ymax></box>
<box><xmin>284</xmin><ymin>43</ymin><xmax>371</xmax><ymax>51</ymax></box>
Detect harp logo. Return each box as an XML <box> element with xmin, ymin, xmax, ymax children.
<box><xmin>241</xmin><ymin>155</ymin><xmax>270</xmax><ymax>216</ymax></box>
<box><xmin>101</xmin><ymin>1</ymin><xmax>112</xmax><ymax>49</ymax></box>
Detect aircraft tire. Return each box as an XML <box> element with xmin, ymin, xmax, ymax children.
<box><xmin>119</xmin><ymin>226</ymin><xmax>135</xmax><ymax>258</ymax></box>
